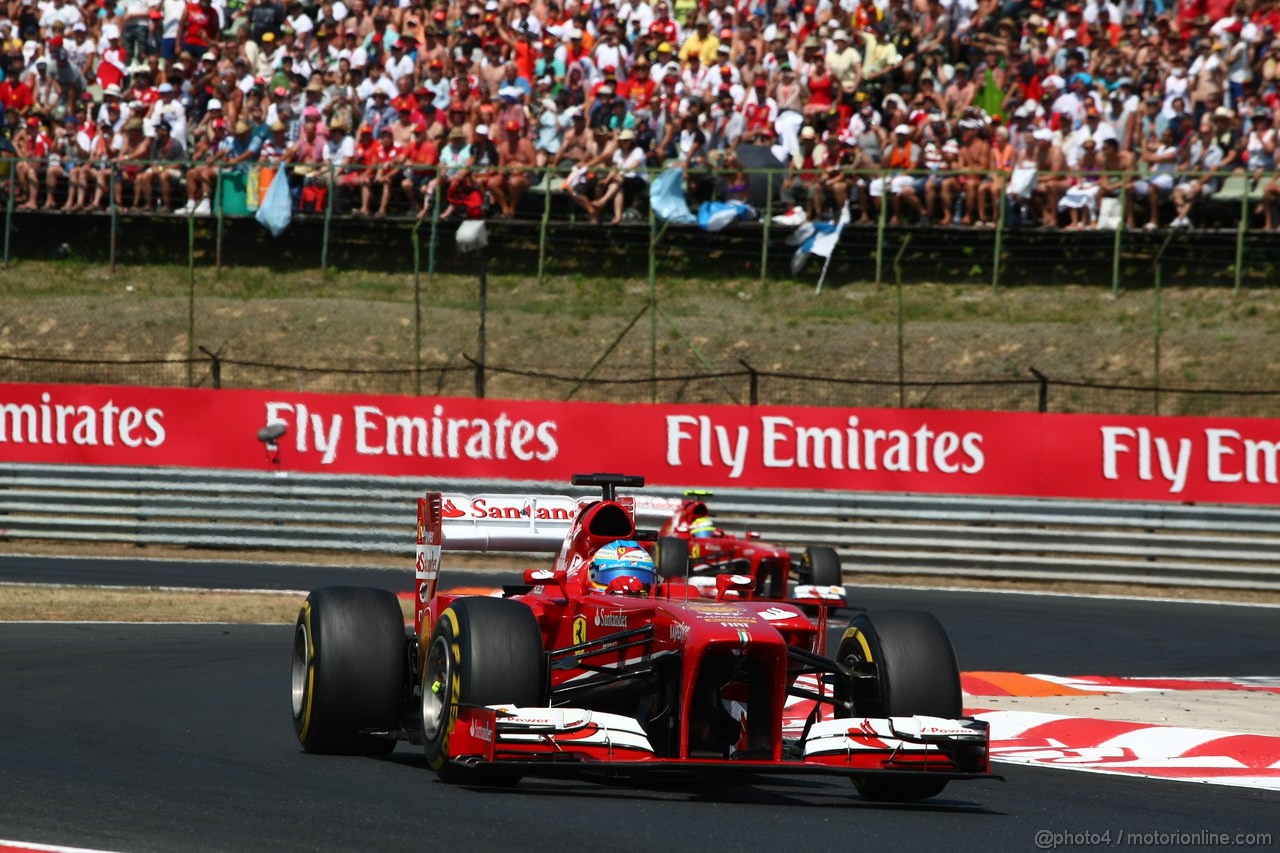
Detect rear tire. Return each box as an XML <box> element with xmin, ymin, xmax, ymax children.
<box><xmin>835</xmin><ymin>610</ymin><xmax>962</xmax><ymax>802</ymax></box>
<box><xmin>802</xmin><ymin>546</ymin><xmax>842</xmax><ymax>587</ymax></box>
<box><xmin>655</xmin><ymin>536</ymin><xmax>690</xmax><ymax>579</ymax></box>
<box><xmin>291</xmin><ymin>586</ymin><xmax>406</xmax><ymax>755</ymax></box>
<box><xmin>421</xmin><ymin>597</ymin><xmax>546</xmax><ymax>785</ymax></box>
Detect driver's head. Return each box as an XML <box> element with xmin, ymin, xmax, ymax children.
<box><xmin>589</xmin><ymin>540</ymin><xmax>656</xmax><ymax>594</ymax></box>
<box><xmin>690</xmin><ymin>517</ymin><xmax>716</xmax><ymax>539</ymax></box>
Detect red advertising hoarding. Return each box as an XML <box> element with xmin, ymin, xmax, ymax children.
<box><xmin>1</xmin><ymin>382</ymin><xmax>1278</xmax><ymax>505</ymax></box>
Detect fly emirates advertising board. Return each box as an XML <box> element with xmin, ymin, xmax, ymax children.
<box><xmin>2</xmin><ymin>382</ymin><xmax>1279</xmax><ymax>505</ymax></box>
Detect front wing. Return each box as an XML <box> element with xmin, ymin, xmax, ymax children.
<box><xmin>448</xmin><ymin>705</ymin><xmax>992</xmax><ymax>781</ymax></box>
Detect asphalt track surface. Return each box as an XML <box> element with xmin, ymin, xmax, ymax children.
<box><xmin>1</xmin><ymin>556</ymin><xmax>1277</xmax><ymax>853</ymax></box>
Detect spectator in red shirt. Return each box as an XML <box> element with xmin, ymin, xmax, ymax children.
<box><xmin>400</xmin><ymin>121</ymin><xmax>439</xmax><ymax>217</ymax></box>
<box><xmin>360</xmin><ymin>127</ymin><xmax>400</xmax><ymax>216</ymax></box>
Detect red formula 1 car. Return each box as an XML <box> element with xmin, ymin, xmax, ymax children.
<box><xmin>655</xmin><ymin>490</ymin><xmax>846</xmax><ymax>608</ymax></box>
<box><xmin>291</xmin><ymin>474</ymin><xmax>992</xmax><ymax>802</ymax></box>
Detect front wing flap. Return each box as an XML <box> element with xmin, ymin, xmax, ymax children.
<box><xmin>449</xmin><ymin>705</ymin><xmax>991</xmax><ymax>779</ymax></box>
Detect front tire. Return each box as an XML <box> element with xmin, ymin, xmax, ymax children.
<box><xmin>835</xmin><ymin>610</ymin><xmax>962</xmax><ymax>802</ymax></box>
<box><xmin>291</xmin><ymin>586</ymin><xmax>406</xmax><ymax>755</ymax></box>
<box><xmin>801</xmin><ymin>546</ymin><xmax>842</xmax><ymax>587</ymax></box>
<box><xmin>421</xmin><ymin>597</ymin><xmax>546</xmax><ymax>785</ymax></box>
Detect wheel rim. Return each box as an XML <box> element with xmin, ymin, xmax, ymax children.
<box><xmin>290</xmin><ymin>621</ymin><xmax>309</xmax><ymax>719</ymax></box>
<box><xmin>421</xmin><ymin>634</ymin><xmax>451</xmax><ymax>742</ymax></box>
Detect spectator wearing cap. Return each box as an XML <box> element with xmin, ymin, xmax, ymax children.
<box><xmin>1067</xmin><ymin>103</ymin><xmax>1116</xmax><ymax>166</ymax></box>
<box><xmin>592</xmin><ymin>128</ymin><xmax>647</xmax><ymax>224</ymax></box>
<box><xmin>14</xmin><ymin>117</ymin><xmax>51</xmax><ymax>210</ymax></box>
<box><xmin>361</xmin><ymin>88</ymin><xmax>397</xmax><ymax>137</ymax></box>
<box><xmin>780</xmin><ymin>125</ymin><xmax>827</xmax><ymax>221</ymax></box>
<box><xmin>434</xmin><ymin>126</ymin><xmax>472</xmax><ymax>216</ymax></box>
<box><xmin>136</xmin><ymin>120</ymin><xmax>186</xmax><ymax>212</ymax></box>
<box><xmin>112</xmin><ymin>116</ymin><xmax>152</xmax><ymax>211</ymax></box>
<box><xmin>146</xmin><ymin>81</ymin><xmax>187</xmax><ymax>144</ymax></box>
<box><xmin>867</xmin><ymin>124</ymin><xmax>926</xmax><ymax>225</ymax></box>
<box><xmin>493</xmin><ymin>118</ymin><xmax>537</xmax><ymax>217</ymax></box>
<box><xmin>680</xmin><ymin>15</ymin><xmax>720</xmax><ymax>66</ymax></box>
<box><xmin>553</xmin><ymin>105</ymin><xmax>592</xmax><ymax>170</ymax></box>
<box><xmin>741</xmin><ymin>75</ymin><xmax>778</xmax><ymax>143</ymax></box>
<box><xmin>943</xmin><ymin>63</ymin><xmax>976</xmax><ymax>116</ymax></box>
<box><xmin>826</xmin><ymin>29</ymin><xmax>862</xmax><ymax>89</ymax></box>
<box><xmin>1243</xmin><ymin>108</ymin><xmax>1276</xmax><ymax>169</ymax></box>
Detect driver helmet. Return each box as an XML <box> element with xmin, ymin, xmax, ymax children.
<box><xmin>689</xmin><ymin>517</ymin><xmax>716</xmax><ymax>538</ymax></box>
<box><xmin>589</xmin><ymin>539</ymin><xmax>657</xmax><ymax>593</ymax></box>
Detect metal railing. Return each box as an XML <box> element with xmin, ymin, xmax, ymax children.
<box><xmin>4</xmin><ymin>158</ymin><xmax>1279</xmax><ymax>291</ymax></box>
<box><xmin>3</xmin><ymin>462</ymin><xmax>1279</xmax><ymax>591</ymax></box>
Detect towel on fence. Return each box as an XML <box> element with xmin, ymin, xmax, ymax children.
<box><xmin>255</xmin><ymin>168</ymin><xmax>292</xmax><ymax>237</ymax></box>
<box><xmin>650</xmin><ymin>168</ymin><xmax>697</xmax><ymax>224</ymax></box>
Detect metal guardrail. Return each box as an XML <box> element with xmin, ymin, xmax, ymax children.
<box><xmin>2</xmin><ymin>462</ymin><xmax>1280</xmax><ymax>591</ymax></box>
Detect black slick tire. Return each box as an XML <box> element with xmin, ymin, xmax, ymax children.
<box><xmin>420</xmin><ymin>597</ymin><xmax>546</xmax><ymax>785</ymax></box>
<box><xmin>291</xmin><ymin>586</ymin><xmax>406</xmax><ymax>755</ymax></box>
<box><xmin>655</xmin><ymin>536</ymin><xmax>690</xmax><ymax>579</ymax></box>
<box><xmin>801</xmin><ymin>546</ymin><xmax>842</xmax><ymax>587</ymax></box>
<box><xmin>835</xmin><ymin>610</ymin><xmax>962</xmax><ymax>802</ymax></box>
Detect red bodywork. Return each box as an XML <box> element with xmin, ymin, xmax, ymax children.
<box><xmin>413</xmin><ymin>484</ymin><xmax>989</xmax><ymax>782</ymax></box>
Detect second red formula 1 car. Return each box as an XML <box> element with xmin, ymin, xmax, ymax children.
<box><xmin>654</xmin><ymin>489</ymin><xmax>846</xmax><ymax>608</ymax></box>
<box><xmin>291</xmin><ymin>474</ymin><xmax>993</xmax><ymax>802</ymax></box>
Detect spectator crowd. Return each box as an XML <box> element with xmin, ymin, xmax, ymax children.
<box><xmin>1</xmin><ymin>0</ymin><xmax>1279</xmax><ymax>229</ymax></box>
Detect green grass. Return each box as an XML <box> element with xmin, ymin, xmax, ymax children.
<box><xmin>2</xmin><ymin>260</ymin><xmax>1278</xmax><ymax>415</ymax></box>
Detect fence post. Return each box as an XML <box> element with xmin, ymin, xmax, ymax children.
<box><xmin>991</xmin><ymin>176</ymin><xmax>1006</xmax><ymax>289</ymax></box>
<box><xmin>187</xmin><ymin>212</ymin><xmax>196</xmax><ymax>388</ymax></box>
<box><xmin>739</xmin><ymin>359</ymin><xmax>758</xmax><ymax>405</ymax></box>
<box><xmin>1029</xmin><ymin>367</ymin><xmax>1049</xmax><ymax>413</ymax></box>
<box><xmin>759</xmin><ymin>174</ymin><xmax>772</xmax><ymax>289</ymax></box>
<box><xmin>475</xmin><ymin>251</ymin><xmax>487</xmax><ymax>399</ymax></box>
<box><xmin>873</xmin><ymin>170</ymin><xmax>888</xmax><ymax>285</ymax></box>
<box><xmin>894</xmin><ymin>234</ymin><xmax>912</xmax><ymax>407</ymax></box>
<box><xmin>1234</xmin><ymin>187</ymin><xmax>1248</xmax><ymax>296</ymax></box>
<box><xmin>1152</xmin><ymin>231</ymin><xmax>1173</xmax><ymax>416</ymax></box>
<box><xmin>321</xmin><ymin>163</ymin><xmax>335</xmax><ymax>277</ymax></box>
<box><xmin>214</xmin><ymin>165</ymin><xmax>224</xmax><ymax>273</ymax></box>
<box><xmin>1111</xmin><ymin>178</ymin><xmax>1127</xmax><ymax>294</ymax></box>
<box><xmin>412</xmin><ymin>219</ymin><xmax>423</xmax><ymax>396</ymax></box>
<box><xmin>3</xmin><ymin>167</ymin><xmax>13</xmax><ymax>268</ymax></box>
<box><xmin>108</xmin><ymin>168</ymin><xmax>118</xmax><ymax>274</ymax></box>
<box><xmin>648</xmin><ymin>189</ymin><xmax>658</xmax><ymax>403</ymax></box>
<box><xmin>536</xmin><ymin>172</ymin><xmax>552</xmax><ymax>285</ymax></box>
<box><xmin>198</xmin><ymin>346</ymin><xmax>222</xmax><ymax>389</ymax></box>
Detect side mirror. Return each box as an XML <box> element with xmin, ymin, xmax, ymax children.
<box><xmin>744</xmin><ymin>530</ymin><xmax>761</xmax><ymax>540</ymax></box>
<box><xmin>715</xmin><ymin>573</ymin><xmax>754</xmax><ymax>600</ymax></box>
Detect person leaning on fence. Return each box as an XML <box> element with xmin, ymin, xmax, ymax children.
<box><xmin>1129</xmin><ymin>126</ymin><xmax>1178</xmax><ymax>230</ymax></box>
<box><xmin>401</xmin><ymin>120</ymin><xmax>439</xmax><ymax>219</ymax></box>
<box><xmin>113</xmin><ymin>115</ymin><xmax>150</xmax><ymax>210</ymax></box>
<box><xmin>869</xmin><ymin>124</ymin><xmax>924</xmax><ymax>226</ymax></box>
<box><xmin>494</xmin><ymin>119</ymin><xmax>537</xmax><ymax>218</ymax></box>
<box><xmin>358</xmin><ymin>126</ymin><xmax>400</xmax><ymax>217</ymax></box>
<box><xmin>42</xmin><ymin>115</ymin><xmax>78</xmax><ymax>211</ymax></box>
<box><xmin>779</xmin><ymin>125</ymin><xmax>826</xmax><ymax>223</ymax></box>
<box><xmin>135</xmin><ymin>120</ymin><xmax>185</xmax><ymax>213</ymax></box>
